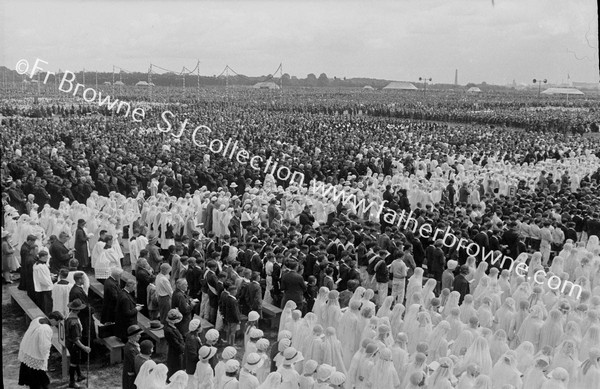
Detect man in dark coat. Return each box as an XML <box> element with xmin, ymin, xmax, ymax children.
<box><xmin>171</xmin><ymin>278</ymin><xmax>198</xmax><ymax>337</ymax></box>
<box><xmin>115</xmin><ymin>279</ymin><xmax>142</xmax><ymax>343</ymax></box>
<box><xmin>69</xmin><ymin>272</ymin><xmax>96</xmax><ymax>348</ymax></box>
<box><xmin>501</xmin><ymin>222</ymin><xmax>522</xmax><ymax>258</ymax></box>
<box><xmin>164</xmin><ymin>309</ymin><xmax>185</xmax><ymax>379</ymax></box>
<box><xmin>49</xmin><ymin>231</ymin><xmax>74</xmax><ymax>274</ymax></box>
<box><xmin>453</xmin><ymin>265</ymin><xmax>471</xmax><ymax>305</ymax></box>
<box><xmin>122</xmin><ymin>325</ymin><xmax>143</xmax><ymax>389</ymax></box>
<box><xmin>299</xmin><ymin>205</ymin><xmax>315</xmax><ymax>234</ymax></box>
<box><xmin>280</xmin><ymin>261</ymin><xmax>307</xmax><ymax>310</ymax></box>
<box><xmin>101</xmin><ymin>267</ymin><xmax>122</xmax><ymax>324</ymax></box>
<box><xmin>74</xmin><ymin>219</ymin><xmax>90</xmax><ymax>269</ymax></box>
<box><xmin>135</xmin><ymin>256</ymin><xmax>155</xmax><ymax>317</ymax></box>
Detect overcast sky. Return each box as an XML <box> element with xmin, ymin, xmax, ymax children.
<box><xmin>1</xmin><ymin>0</ymin><xmax>598</xmax><ymax>85</ymax></box>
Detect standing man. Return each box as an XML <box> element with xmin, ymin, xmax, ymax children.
<box><xmin>101</xmin><ymin>267</ymin><xmax>122</xmax><ymax>324</ymax></box>
<box><xmin>390</xmin><ymin>252</ymin><xmax>407</xmax><ymax>305</ymax></box>
<box><xmin>426</xmin><ymin>239</ymin><xmax>446</xmax><ymax>294</ymax></box>
<box><xmin>69</xmin><ymin>272</ymin><xmax>95</xmax><ymax>347</ymax></box>
<box><xmin>164</xmin><ymin>309</ymin><xmax>185</xmax><ymax>379</ymax></box>
<box><xmin>299</xmin><ymin>204</ymin><xmax>315</xmax><ymax>234</ymax></box>
<box><xmin>115</xmin><ymin>279</ymin><xmax>142</xmax><ymax>343</ymax></box>
<box><xmin>18</xmin><ymin>311</ymin><xmax>64</xmax><ymax>389</ymax></box>
<box><xmin>280</xmin><ymin>261</ymin><xmax>306</xmax><ymax>311</ymax></box>
<box><xmin>74</xmin><ymin>219</ymin><xmax>90</xmax><ymax>270</ymax></box>
<box><xmin>446</xmin><ymin>180</ymin><xmax>456</xmax><ymax>208</ymax></box>
<box><xmin>453</xmin><ymin>265</ymin><xmax>471</xmax><ymax>305</ymax></box>
<box><xmin>49</xmin><ymin>231</ymin><xmax>74</xmax><ymax>274</ymax></box>
<box><xmin>122</xmin><ymin>324</ymin><xmax>143</xmax><ymax>389</ymax></box>
<box><xmin>65</xmin><ymin>299</ymin><xmax>91</xmax><ymax>388</ymax></box>
<box><xmin>156</xmin><ymin>263</ymin><xmax>173</xmax><ymax>324</ymax></box>
<box><xmin>171</xmin><ymin>278</ymin><xmax>198</xmax><ymax>337</ymax></box>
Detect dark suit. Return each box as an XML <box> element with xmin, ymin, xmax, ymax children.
<box><xmin>115</xmin><ymin>289</ymin><xmax>138</xmax><ymax>342</ymax></box>
<box><xmin>164</xmin><ymin>323</ymin><xmax>185</xmax><ymax>378</ymax></box>
<box><xmin>280</xmin><ymin>271</ymin><xmax>307</xmax><ymax>309</ymax></box>
<box><xmin>136</xmin><ymin>268</ymin><xmax>154</xmax><ymax>317</ymax></box>
<box><xmin>502</xmin><ymin>229</ymin><xmax>521</xmax><ymax>257</ymax></box>
<box><xmin>74</xmin><ymin>227</ymin><xmax>90</xmax><ymax>268</ymax></box>
<box><xmin>101</xmin><ymin>276</ymin><xmax>120</xmax><ymax>324</ymax></box>
<box><xmin>122</xmin><ymin>340</ymin><xmax>140</xmax><ymax>389</ymax></box>
<box><xmin>453</xmin><ymin>274</ymin><xmax>470</xmax><ymax>305</ymax></box>
<box><xmin>49</xmin><ymin>241</ymin><xmax>71</xmax><ymax>274</ymax></box>
<box><xmin>171</xmin><ymin>289</ymin><xmax>193</xmax><ymax>336</ymax></box>
<box><xmin>246</xmin><ymin>281</ymin><xmax>263</xmax><ymax>315</ymax></box>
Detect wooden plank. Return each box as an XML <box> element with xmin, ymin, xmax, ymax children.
<box><xmin>100</xmin><ymin>336</ymin><xmax>125</xmax><ymax>364</ymax></box>
<box><xmin>261</xmin><ymin>302</ymin><xmax>282</xmax><ymax>329</ymax></box>
<box><xmin>88</xmin><ymin>280</ymin><xmax>105</xmax><ymax>299</ymax></box>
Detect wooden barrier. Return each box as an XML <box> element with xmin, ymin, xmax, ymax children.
<box><xmin>261</xmin><ymin>302</ymin><xmax>283</xmax><ymax>329</ymax></box>
<box><xmin>8</xmin><ymin>286</ymin><xmax>69</xmax><ymax>379</ymax></box>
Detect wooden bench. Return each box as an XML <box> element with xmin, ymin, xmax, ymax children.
<box><xmin>136</xmin><ymin>311</ymin><xmax>168</xmax><ymax>355</ymax></box>
<box><xmin>99</xmin><ymin>336</ymin><xmax>125</xmax><ymax>364</ymax></box>
<box><xmin>9</xmin><ymin>286</ymin><xmax>70</xmax><ymax>379</ymax></box>
<box><xmin>262</xmin><ymin>302</ymin><xmax>283</xmax><ymax>329</ymax></box>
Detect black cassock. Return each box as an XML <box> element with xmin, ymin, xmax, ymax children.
<box><xmin>69</xmin><ymin>284</ymin><xmax>96</xmax><ymax>344</ymax></box>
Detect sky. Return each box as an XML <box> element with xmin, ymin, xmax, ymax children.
<box><xmin>1</xmin><ymin>0</ymin><xmax>598</xmax><ymax>85</ymax></box>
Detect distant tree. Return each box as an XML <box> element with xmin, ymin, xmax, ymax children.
<box><xmin>306</xmin><ymin>73</ymin><xmax>318</xmax><ymax>86</ymax></box>
<box><xmin>317</xmin><ymin>73</ymin><xmax>329</xmax><ymax>87</ymax></box>
<box><xmin>282</xmin><ymin>73</ymin><xmax>291</xmax><ymax>86</ymax></box>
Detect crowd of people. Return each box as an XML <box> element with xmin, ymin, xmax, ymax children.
<box><xmin>2</xmin><ymin>88</ymin><xmax>600</xmax><ymax>388</ymax></box>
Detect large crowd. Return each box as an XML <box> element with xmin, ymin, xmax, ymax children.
<box><xmin>2</xmin><ymin>88</ymin><xmax>600</xmax><ymax>389</ymax></box>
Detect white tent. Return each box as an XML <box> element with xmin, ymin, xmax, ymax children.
<box><xmin>103</xmin><ymin>81</ymin><xmax>111</xmax><ymax>85</ymax></box>
<box><xmin>467</xmin><ymin>87</ymin><xmax>482</xmax><ymax>93</ymax></box>
<box><xmin>114</xmin><ymin>81</ymin><xmax>125</xmax><ymax>86</ymax></box>
<box><xmin>363</xmin><ymin>85</ymin><xmax>375</xmax><ymax>90</ymax></box>
<box><xmin>253</xmin><ymin>81</ymin><xmax>280</xmax><ymax>90</ymax></box>
<box><xmin>383</xmin><ymin>81</ymin><xmax>418</xmax><ymax>90</ymax></box>
<box><xmin>541</xmin><ymin>87</ymin><xmax>584</xmax><ymax>95</ymax></box>
<box><xmin>135</xmin><ymin>81</ymin><xmax>149</xmax><ymax>86</ymax></box>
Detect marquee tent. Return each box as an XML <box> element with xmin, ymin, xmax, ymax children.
<box><xmin>541</xmin><ymin>87</ymin><xmax>584</xmax><ymax>95</ymax></box>
<box><xmin>253</xmin><ymin>82</ymin><xmax>280</xmax><ymax>90</ymax></box>
<box><xmin>383</xmin><ymin>81</ymin><xmax>418</xmax><ymax>90</ymax></box>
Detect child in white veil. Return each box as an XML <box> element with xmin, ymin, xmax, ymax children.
<box><xmin>540</xmin><ymin>367</ymin><xmax>569</xmax><ymax>389</ymax></box>
<box><xmin>458</xmin><ymin>336</ymin><xmax>493</xmax><ymax>376</ymax></box>
<box><xmin>312</xmin><ymin>287</ymin><xmax>329</xmax><ymax>326</ymax></box>
<box><xmin>135</xmin><ymin>360</ymin><xmax>157</xmax><ymax>388</ymax></box>
<box><xmin>549</xmin><ymin>340</ymin><xmax>579</xmax><ymax>380</ymax></box>
<box><xmin>579</xmin><ymin>325</ymin><xmax>600</xmax><ymax>361</ymax></box>
<box><xmin>571</xmin><ymin>348</ymin><xmax>600</xmax><ymax>389</ymax></box>
<box><xmin>258</xmin><ymin>372</ymin><xmax>282</xmax><ymax>389</ymax></box>
<box><xmin>517</xmin><ymin>305</ymin><xmax>545</xmax><ymax>351</ymax></box>
<box><xmin>522</xmin><ymin>356</ymin><xmax>549</xmax><ymax>389</ymax></box>
<box><xmin>538</xmin><ymin>309</ymin><xmax>564</xmax><ymax>351</ymax></box>
<box><xmin>490</xmin><ymin>351</ymin><xmax>522</xmax><ymax>389</ymax></box>
<box><xmin>337</xmin><ymin>300</ymin><xmax>361</xmax><ymax>368</ymax></box>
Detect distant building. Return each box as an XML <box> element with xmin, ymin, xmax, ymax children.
<box><xmin>253</xmin><ymin>81</ymin><xmax>280</xmax><ymax>90</ymax></box>
<box><xmin>541</xmin><ymin>87</ymin><xmax>584</xmax><ymax>95</ymax></box>
<box><xmin>383</xmin><ymin>81</ymin><xmax>418</xmax><ymax>90</ymax></box>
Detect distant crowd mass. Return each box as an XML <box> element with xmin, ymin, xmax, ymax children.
<box><xmin>2</xmin><ymin>88</ymin><xmax>600</xmax><ymax>388</ymax></box>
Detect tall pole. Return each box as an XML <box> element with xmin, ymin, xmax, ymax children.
<box><xmin>82</xmin><ymin>68</ymin><xmax>85</xmax><ymax>85</ymax></box>
<box><xmin>148</xmin><ymin>65</ymin><xmax>152</xmax><ymax>101</ymax></box>
<box><xmin>112</xmin><ymin>66</ymin><xmax>115</xmax><ymax>96</ymax></box>
<box><xmin>95</xmin><ymin>71</ymin><xmax>98</xmax><ymax>91</ymax></box>
<box><xmin>197</xmin><ymin>59</ymin><xmax>200</xmax><ymax>100</ymax></box>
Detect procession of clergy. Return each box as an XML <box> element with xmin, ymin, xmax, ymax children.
<box><xmin>6</xmin><ymin>145</ymin><xmax>600</xmax><ymax>389</ymax></box>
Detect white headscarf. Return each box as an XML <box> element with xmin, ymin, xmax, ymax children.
<box><xmin>134</xmin><ymin>360</ymin><xmax>157</xmax><ymax>389</ymax></box>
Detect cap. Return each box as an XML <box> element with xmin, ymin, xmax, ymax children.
<box><xmin>329</xmin><ymin>371</ymin><xmax>346</xmax><ymax>385</ymax></box>
<box><xmin>256</xmin><ymin>338</ymin><xmax>270</xmax><ymax>351</ymax></box>
<box><xmin>225</xmin><ymin>359</ymin><xmax>240</xmax><ymax>373</ymax></box>
<box><xmin>249</xmin><ymin>328</ymin><xmax>264</xmax><ymax>339</ymax></box>
<box><xmin>282</xmin><ymin>347</ymin><xmax>303</xmax><ymax>365</ymax></box>
<box><xmin>127</xmin><ymin>324</ymin><xmax>143</xmax><ymax>337</ymax></box>
<box><xmin>315</xmin><ymin>364</ymin><xmax>335</xmax><ymax>381</ymax></box>
<box><xmin>167</xmin><ymin>309</ymin><xmax>183</xmax><ymax>323</ymax></box>
<box><xmin>221</xmin><ymin>346</ymin><xmax>237</xmax><ymax>360</ymax></box>
<box><xmin>244</xmin><ymin>353</ymin><xmax>264</xmax><ymax>372</ymax></box>
<box><xmin>248</xmin><ymin>311</ymin><xmax>260</xmax><ymax>322</ymax></box>
<box><xmin>447</xmin><ymin>260</ymin><xmax>458</xmax><ymax>270</ymax></box>
<box><xmin>205</xmin><ymin>329</ymin><xmax>220</xmax><ymax>342</ymax></box>
<box><xmin>303</xmin><ymin>359</ymin><xmax>318</xmax><ymax>375</ymax></box>
<box><xmin>199</xmin><ymin>346</ymin><xmax>218</xmax><ymax>361</ymax></box>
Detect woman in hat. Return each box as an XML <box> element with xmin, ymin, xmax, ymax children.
<box><xmin>65</xmin><ymin>299</ymin><xmax>91</xmax><ymax>388</ymax></box>
<box><xmin>240</xmin><ymin>352</ymin><xmax>264</xmax><ymax>389</ymax></box>
<box><xmin>194</xmin><ymin>345</ymin><xmax>217</xmax><ymax>389</ymax></box>
<box><xmin>165</xmin><ymin>308</ymin><xmax>185</xmax><ymax>379</ymax></box>
<box><xmin>185</xmin><ymin>319</ymin><xmax>202</xmax><ymax>383</ymax></box>
<box><xmin>123</xmin><ymin>325</ymin><xmax>144</xmax><ymax>389</ymax></box>
<box><xmin>74</xmin><ymin>218</ymin><xmax>90</xmax><ymax>269</ymax></box>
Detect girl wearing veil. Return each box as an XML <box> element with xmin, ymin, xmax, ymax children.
<box><xmin>522</xmin><ymin>356</ymin><xmax>549</xmax><ymax>389</ymax></box>
<box><xmin>427</xmin><ymin>357</ymin><xmax>454</xmax><ymax>389</ymax></box>
<box><xmin>409</xmin><ymin>311</ymin><xmax>432</xmax><ymax>354</ymax></box>
<box><xmin>490</xmin><ymin>351</ymin><xmax>522</xmax><ymax>389</ymax></box>
<box><xmin>517</xmin><ymin>305</ymin><xmax>544</xmax><ymax>351</ymax></box>
<box><xmin>572</xmin><ymin>348</ymin><xmax>600</xmax><ymax>389</ymax></box>
<box><xmin>495</xmin><ymin>297</ymin><xmax>516</xmax><ymax>335</ymax></box>
<box><xmin>458</xmin><ymin>336</ymin><xmax>493</xmax><ymax>376</ymax></box>
<box><xmin>258</xmin><ymin>372</ymin><xmax>282</xmax><ymax>389</ymax></box>
<box><xmin>321</xmin><ymin>327</ymin><xmax>347</xmax><ymax>375</ymax></box>
<box><xmin>405</xmin><ymin>267</ymin><xmax>424</xmax><ymax>305</ymax></box>
<box><xmin>450</xmin><ymin>329</ymin><xmax>474</xmax><ymax>358</ymax></box>
<box><xmin>294</xmin><ymin>312</ymin><xmax>317</xmax><ymax>358</ymax></box>
<box><xmin>549</xmin><ymin>340</ymin><xmax>580</xmax><ymax>380</ymax></box>
<box><xmin>148</xmin><ymin>363</ymin><xmax>169</xmax><ymax>389</ymax></box>
<box><xmin>579</xmin><ymin>325</ymin><xmax>600</xmax><ymax>361</ymax></box>
<box><xmin>346</xmin><ymin>338</ymin><xmax>371</xmax><ymax>389</ymax></box>
<box><xmin>540</xmin><ymin>367</ymin><xmax>569</xmax><ymax>389</ymax></box>
<box><xmin>401</xmin><ymin>352</ymin><xmax>427</xmax><ymax>389</ymax></box>
<box><xmin>389</xmin><ymin>303</ymin><xmax>405</xmax><ymax>336</ymax></box>
<box><xmin>322</xmin><ymin>291</ymin><xmax>341</xmax><ymax>331</ymax></box>
<box><xmin>390</xmin><ymin>332</ymin><xmax>409</xmax><ymax>378</ymax></box>
<box><xmin>421</xmin><ymin>278</ymin><xmax>437</xmax><ymax>309</ymax></box>
<box><xmin>312</xmin><ymin>287</ymin><xmax>329</xmax><ymax>326</ymax></box>
<box><xmin>135</xmin><ymin>360</ymin><xmax>157</xmax><ymax>389</ymax></box>
<box><xmin>538</xmin><ymin>309</ymin><xmax>564</xmax><ymax>351</ymax></box>
<box><xmin>368</xmin><ymin>348</ymin><xmax>401</xmax><ymax>389</ymax></box>
<box><xmin>360</xmin><ymin>289</ymin><xmax>376</xmax><ymax>314</ymax></box>
<box><xmin>442</xmin><ymin>291</ymin><xmax>461</xmax><ymax>318</ymax></box>
<box><xmin>165</xmin><ymin>370</ymin><xmax>189</xmax><ymax>389</ymax></box>
<box><xmin>338</xmin><ymin>300</ymin><xmax>361</xmax><ymax>368</ymax></box>
<box><xmin>427</xmin><ymin>320</ymin><xmax>450</xmax><ymax>364</ymax></box>
<box><xmin>459</xmin><ymin>295</ymin><xmax>478</xmax><ymax>324</ymax></box>
<box><xmin>376</xmin><ymin>296</ymin><xmax>394</xmax><ymax>319</ymax></box>
<box><xmin>514</xmin><ymin>341</ymin><xmax>535</xmax><ymax>374</ymax></box>
<box><xmin>488</xmin><ymin>330</ymin><xmax>510</xmax><ymax>365</ymax></box>
<box><xmin>278</xmin><ymin>300</ymin><xmax>297</xmax><ymax>333</ymax></box>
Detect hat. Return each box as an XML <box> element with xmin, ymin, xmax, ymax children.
<box><xmin>277</xmin><ymin>330</ymin><xmax>292</xmax><ymax>341</ymax></box>
<box><xmin>248</xmin><ymin>311</ymin><xmax>260</xmax><ymax>322</ymax></box>
<box><xmin>230</xmin><ymin>183</ymin><xmax>238</xmax><ymax>188</ymax></box>
<box><xmin>26</xmin><ymin>234</ymin><xmax>38</xmax><ymax>241</ymax></box>
<box><xmin>249</xmin><ymin>328</ymin><xmax>264</xmax><ymax>339</ymax></box>
<box><xmin>140</xmin><ymin>340</ymin><xmax>153</xmax><ymax>354</ymax></box>
<box><xmin>225</xmin><ymin>359</ymin><xmax>240</xmax><ymax>373</ymax></box>
<box><xmin>447</xmin><ymin>260</ymin><xmax>458</xmax><ymax>270</ymax></box>
<box><xmin>221</xmin><ymin>346</ymin><xmax>237</xmax><ymax>360</ymax></box>
<box><xmin>127</xmin><ymin>324</ymin><xmax>143</xmax><ymax>337</ymax></box>
<box><xmin>205</xmin><ymin>329</ymin><xmax>220</xmax><ymax>342</ymax></box>
<box><xmin>329</xmin><ymin>371</ymin><xmax>346</xmax><ymax>385</ymax></box>
<box><xmin>315</xmin><ymin>364</ymin><xmax>335</xmax><ymax>381</ymax></box>
<box><xmin>244</xmin><ymin>352</ymin><xmax>264</xmax><ymax>372</ymax></box>
<box><xmin>149</xmin><ymin>320</ymin><xmax>164</xmax><ymax>330</ymax></box>
<box><xmin>303</xmin><ymin>359</ymin><xmax>319</xmax><ymax>375</ymax></box>
<box><xmin>278</xmin><ymin>338</ymin><xmax>292</xmax><ymax>352</ymax></box>
<box><xmin>256</xmin><ymin>338</ymin><xmax>270</xmax><ymax>351</ymax></box>
<box><xmin>282</xmin><ymin>347</ymin><xmax>303</xmax><ymax>365</ymax></box>
<box><xmin>189</xmin><ymin>319</ymin><xmax>201</xmax><ymax>332</ymax></box>
<box><xmin>167</xmin><ymin>309</ymin><xmax>183</xmax><ymax>323</ymax></box>
<box><xmin>68</xmin><ymin>299</ymin><xmax>86</xmax><ymax>311</ymax></box>
<box><xmin>199</xmin><ymin>346</ymin><xmax>218</xmax><ymax>361</ymax></box>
